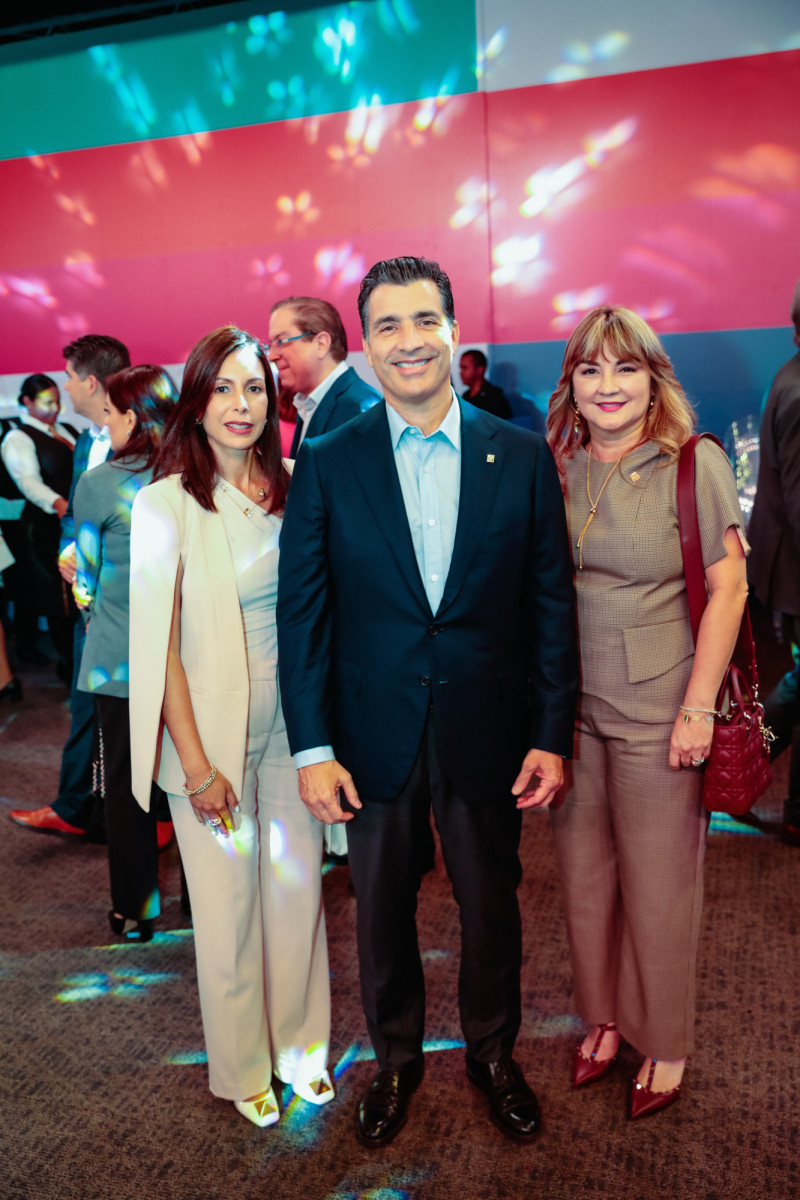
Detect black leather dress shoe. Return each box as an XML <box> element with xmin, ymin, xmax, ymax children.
<box><xmin>355</xmin><ymin>1056</ymin><xmax>424</xmax><ymax>1147</ymax></box>
<box><xmin>466</xmin><ymin>1055</ymin><xmax>542</xmax><ymax>1143</ymax></box>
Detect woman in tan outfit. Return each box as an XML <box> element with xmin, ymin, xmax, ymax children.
<box><xmin>546</xmin><ymin>307</ymin><xmax>748</xmax><ymax>1118</ymax></box>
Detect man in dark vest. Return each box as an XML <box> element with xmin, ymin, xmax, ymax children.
<box><xmin>459</xmin><ymin>349</ymin><xmax>512</xmax><ymax>419</ymax></box>
<box><xmin>0</xmin><ymin>374</ymin><xmax>77</xmax><ymax>675</ymax></box>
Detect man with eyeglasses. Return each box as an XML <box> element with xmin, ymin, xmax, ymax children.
<box><xmin>268</xmin><ymin>296</ymin><xmax>379</xmax><ymax>458</ymax></box>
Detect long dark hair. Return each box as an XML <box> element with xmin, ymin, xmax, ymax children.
<box><xmin>19</xmin><ymin>374</ymin><xmax>58</xmax><ymax>404</ymax></box>
<box><xmin>107</xmin><ymin>365</ymin><xmax>177</xmax><ymax>472</ymax></box>
<box><xmin>156</xmin><ymin>326</ymin><xmax>288</xmax><ymax>514</ymax></box>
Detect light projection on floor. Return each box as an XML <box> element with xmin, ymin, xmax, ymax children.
<box><xmin>57</xmin><ymin>968</ymin><xmax>179</xmax><ymax>1002</ymax></box>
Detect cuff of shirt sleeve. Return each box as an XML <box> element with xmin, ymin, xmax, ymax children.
<box><xmin>293</xmin><ymin>746</ymin><xmax>335</xmax><ymax>769</ymax></box>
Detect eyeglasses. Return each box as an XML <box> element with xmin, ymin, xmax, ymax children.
<box><xmin>266</xmin><ymin>331</ymin><xmax>318</xmax><ymax>351</ymax></box>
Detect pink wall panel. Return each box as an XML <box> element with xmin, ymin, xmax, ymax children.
<box><xmin>486</xmin><ymin>50</ymin><xmax>800</xmax><ymax>340</ymax></box>
<box><xmin>2</xmin><ymin>49</ymin><xmax>798</xmax><ymax>374</ymax></box>
<box><xmin>0</xmin><ymin>94</ymin><xmax>491</xmax><ymax>371</ymax></box>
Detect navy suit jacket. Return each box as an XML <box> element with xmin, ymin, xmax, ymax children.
<box><xmin>289</xmin><ymin>365</ymin><xmax>379</xmax><ymax>457</ymax></box>
<box><xmin>277</xmin><ymin>399</ymin><xmax>578</xmax><ymax>804</ymax></box>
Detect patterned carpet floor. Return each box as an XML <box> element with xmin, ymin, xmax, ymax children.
<box><xmin>1</xmin><ymin>639</ymin><xmax>798</xmax><ymax>1200</ymax></box>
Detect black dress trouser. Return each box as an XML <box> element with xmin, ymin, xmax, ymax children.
<box><xmin>94</xmin><ymin>693</ymin><xmax>160</xmax><ymax>921</ymax></box>
<box><xmin>345</xmin><ymin>709</ymin><xmax>523</xmax><ymax>1069</ymax></box>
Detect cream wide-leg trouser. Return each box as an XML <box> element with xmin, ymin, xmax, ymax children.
<box><xmin>170</xmin><ymin>664</ymin><xmax>329</xmax><ymax>1101</ymax></box>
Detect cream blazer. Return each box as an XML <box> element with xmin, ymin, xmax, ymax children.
<box><xmin>128</xmin><ymin>474</ymin><xmax>250</xmax><ymax>811</ymax></box>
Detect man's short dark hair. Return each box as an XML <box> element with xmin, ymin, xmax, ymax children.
<box><xmin>62</xmin><ymin>335</ymin><xmax>130</xmax><ymax>386</ymax></box>
<box><xmin>792</xmin><ymin>281</ymin><xmax>800</xmax><ymax>340</ymax></box>
<box><xmin>270</xmin><ymin>297</ymin><xmax>348</xmax><ymax>363</ymax></box>
<box><xmin>461</xmin><ymin>349</ymin><xmax>487</xmax><ymax>372</ymax></box>
<box><xmin>358</xmin><ymin>257</ymin><xmax>455</xmax><ymax>338</ymax></box>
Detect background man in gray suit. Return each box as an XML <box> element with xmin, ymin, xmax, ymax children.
<box><xmin>748</xmin><ymin>281</ymin><xmax>800</xmax><ymax>844</ymax></box>
<box><xmin>268</xmin><ymin>296</ymin><xmax>379</xmax><ymax>456</ymax></box>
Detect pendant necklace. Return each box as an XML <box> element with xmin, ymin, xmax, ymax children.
<box><xmin>217</xmin><ymin>478</ymin><xmax>267</xmax><ymax>521</ymax></box>
<box><xmin>575</xmin><ymin>446</ymin><xmax>621</xmax><ymax>570</ymax></box>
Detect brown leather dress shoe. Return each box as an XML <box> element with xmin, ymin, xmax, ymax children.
<box><xmin>9</xmin><ymin>806</ymin><xmax>86</xmax><ymax>838</ymax></box>
<box><xmin>466</xmin><ymin>1055</ymin><xmax>542</xmax><ymax>1143</ymax></box>
<box><xmin>355</xmin><ymin>1056</ymin><xmax>424</xmax><ymax>1147</ymax></box>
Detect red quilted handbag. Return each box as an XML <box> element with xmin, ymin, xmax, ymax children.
<box><xmin>677</xmin><ymin>435</ymin><xmax>773</xmax><ymax>815</ymax></box>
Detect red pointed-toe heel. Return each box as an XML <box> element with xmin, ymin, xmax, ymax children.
<box><xmin>573</xmin><ymin>1022</ymin><xmax>618</xmax><ymax>1087</ymax></box>
<box><xmin>629</xmin><ymin>1058</ymin><xmax>682</xmax><ymax>1119</ymax></box>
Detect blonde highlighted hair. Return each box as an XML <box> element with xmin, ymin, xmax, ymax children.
<box><xmin>546</xmin><ymin>306</ymin><xmax>696</xmax><ymax>468</ymax></box>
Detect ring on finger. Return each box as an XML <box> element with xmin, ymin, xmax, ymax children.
<box><xmin>690</xmin><ymin>757</ymin><xmax>705</xmax><ymax>767</ymax></box>
<box><xmin>207</xmin><ymin>816</ymin><xmax>223</xmax><ymax>827</ymax></box>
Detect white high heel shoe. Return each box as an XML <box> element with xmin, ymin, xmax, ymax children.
<box><xmin>293</xmin><ymin>1069</ymin><xmax>335</xmax><ymax>1106</ymax></box>
<box><xmin>234</xmin><ymin>1086</ymin><xmax>280</xmax><ymax>1128</ymax></box>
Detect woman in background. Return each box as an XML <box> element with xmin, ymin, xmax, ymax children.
<box><xmin>546</xmin><ymin>307</ymin><xmax>748</xmax><ymax>1118</ymax></box>
<box><xmin>73</xmin><ymin>365</ymin><xmax>176</xmax><ymax>941</ymax></box>
<box><xmin>128</xmin><ymin>327</ymin><xmax>331</xmax><ymax>1129</ymax></box>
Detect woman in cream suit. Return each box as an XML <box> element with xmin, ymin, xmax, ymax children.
<box><xmin>129</xmin><ymin>327</ymin><xmax>331</xmax><ymax>1128</ymax></box>
<box><xmin>546</xmin><ymin>308</ymin><xmax>748</xmax><ymax>1119</ymax></box>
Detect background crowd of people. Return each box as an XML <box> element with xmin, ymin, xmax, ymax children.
<box><xmin>3</xmin><ymin>261</ymin><xmax>799</xmax><ymax>1147</ymax></box>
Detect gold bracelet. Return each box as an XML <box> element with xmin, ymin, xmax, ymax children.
<box><xmin>182</xmin><ymin>764</ymin><xmax>217</xmax><ymax>796</ymax></box>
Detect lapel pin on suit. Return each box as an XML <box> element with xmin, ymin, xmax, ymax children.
<box><xmin>486</xmin><ymin>454</ymin><xmax>495</xmax><ymax>463</ymax></box>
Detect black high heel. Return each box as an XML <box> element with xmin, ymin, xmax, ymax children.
<box><xmin>108</xmin><ymin>911</ymin><xmax>154</xmax><ymax>943</ymax></box>
<box><xmin>0</xmin><ymin>677</ymin><xmax>22</xmax><ymax>703</ymax></box>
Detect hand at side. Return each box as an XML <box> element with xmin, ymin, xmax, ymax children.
<box><xmin>298</xmin><ymin>759</ymin><xmax>362</xmax><ymax>824</ymax></box>
<box><xmin>511</xmin><ymin>748</ymin><xmax>564</xmax><ymax>809</ymax></box>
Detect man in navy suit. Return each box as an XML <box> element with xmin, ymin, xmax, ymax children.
<box><xmin>278</xmin><ymin>257</ymin><xmax>577</xmax><ymax>1147</ymax></box>
<box><xmin>267</xmin><ymin>295</ymin><xmax>379</xmax><ymax>456</ymax></box>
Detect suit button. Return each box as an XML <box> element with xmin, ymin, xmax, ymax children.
<box><xmin>427</xmin><ymin>624</ymin><xmax>441</xmax><ymax>636</ymax></box>
<box><xmin>419</xmin><ymin>675</ymin><xmax>432</xmax><ymax>686</ymax></box>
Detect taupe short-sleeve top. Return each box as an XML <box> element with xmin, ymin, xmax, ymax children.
<box><xmin>562</xmin><ymin>438</ymin><xmax>746</xmax><ymax>722</ymax></box>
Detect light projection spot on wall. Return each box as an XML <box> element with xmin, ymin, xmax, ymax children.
<box><xmin>376</xmin><ymin>0</ymin><xmax>421</xmax><ymax>37</ymax></box>
<box><xmin>521</xmin><ymin>118</ymin><xmax>637</xmax><ymax>219</ymax></box>
<box><xmin>1</xmin><ymin>276</ymin><xmax>57</xmax><ymax>311</ymax></box>
<box><xmin>450</xmin><ymin>178</ymin><xmax>499</xmax><ymax>230</ymax></box>
<box><xmin>55</xmin><ymin>194</ymin><xmax>96</xmax><ymax>228</ymax></box>
<box><xmin>249</xmin><ymin>255</ymin><xmax>291</xmax><ymax>293</ymax></box>
<box><xmin>691</xmin><ymin>142</ymin><xmax>800</xmax><ymax>232</ymax></box>
<box><xmin>276</xmin><ymin>191</ymin><xmax>321</xmax><ymax>233</ymax></box>
<box><xmin>89</xmin><ymin>46</ymin><xmax>158</xmax><ymax>139</ymax></box>
<box><xmin>319</xmin><ymin>15</ymin><xmax>357</xmax><ymax>81</ymax></box>
<box><xmin>64</xmin><ymin>254</ymin><xmax>105</xmax><ymax>289</ymax></box>
<box><xmin>245</xmin><ymin>11</ymin><xmax>291</xmax><ymax>57</ymax></box>
<box><xmin>315</xmin><ymin>245</ymin><xmax>366</xmax><ymax>291</ymax></box>
<box><xmin>476</xmin><ymin>28</ymin><xmax>508</xmax><ymax>82</ymax></box>
<box><xmin>546</xmin><ymin>30</ymin><xmax>631</xmax><ymax>83</ymax></box>
<box><xmin>491</xmin><ymin>235</ymin><xmax>545</xmax><ymax>288</ymax></box>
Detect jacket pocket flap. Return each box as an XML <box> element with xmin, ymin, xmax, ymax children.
<box><xmin>623</xmin><ymin>619</ymin><xmax>695</xmax><ymax>684</ymax></box>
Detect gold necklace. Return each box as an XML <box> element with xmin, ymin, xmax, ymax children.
<box><xmin>575</xmin><ymin>446</ymin><xmax>621</xmax><ymax>570</ymax></box>
<box><xmin>217</xmin><ymin>479</ymin><xmax>268</xmax><ymax>521</ymax></box>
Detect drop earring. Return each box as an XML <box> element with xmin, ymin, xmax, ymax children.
<box><xmin>573</xmin><ymin>402</ymin><xmax>582</xmax><ymax>434</ymax></box>
<box><xmin>647</xmin><ymin>394</ymin><xmax>655</xmax><ymax>419</ymax></box>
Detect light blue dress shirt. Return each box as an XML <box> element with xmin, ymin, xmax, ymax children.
<box><xmin>293</xmin><ymin>394</ymin><xmax>462</xmax><ymax>769</ymax></box>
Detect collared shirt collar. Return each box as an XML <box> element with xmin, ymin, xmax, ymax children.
<box><xmin>293</xmin><ymin>358</ymin><xmax>349</xmax><ymax>413</ymax></box>
<box><xmin>21</xmin><ymin>413</ymin><xmax>62</xmax><ymax>437</ymax></box>
<box><xmin>386</xmin><ymin>389</ymin><xmax>462</xmax><ymax>452</ymax></box>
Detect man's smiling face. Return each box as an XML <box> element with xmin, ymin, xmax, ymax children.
<box><xmin>362</xmin><ymin>279</ymin><xmax>459</xmax><ymax>412</ymax></box>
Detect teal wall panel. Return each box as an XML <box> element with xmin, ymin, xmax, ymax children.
<box><xmin>0</xmin><ymin>0</ymin><xmax>477</xmax><ymax>160</ymax></box>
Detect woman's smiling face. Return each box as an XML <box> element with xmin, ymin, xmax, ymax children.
<box><xmin>572</xmin><ymin>346</ymin><xmax>651</xmax><ymax>446</ymax></box>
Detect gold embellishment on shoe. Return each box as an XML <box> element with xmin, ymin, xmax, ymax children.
<box><xmin>253</xmin><ymin>1093</ymin><xmax>277</xmax><ymax>1118</ymax></box>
